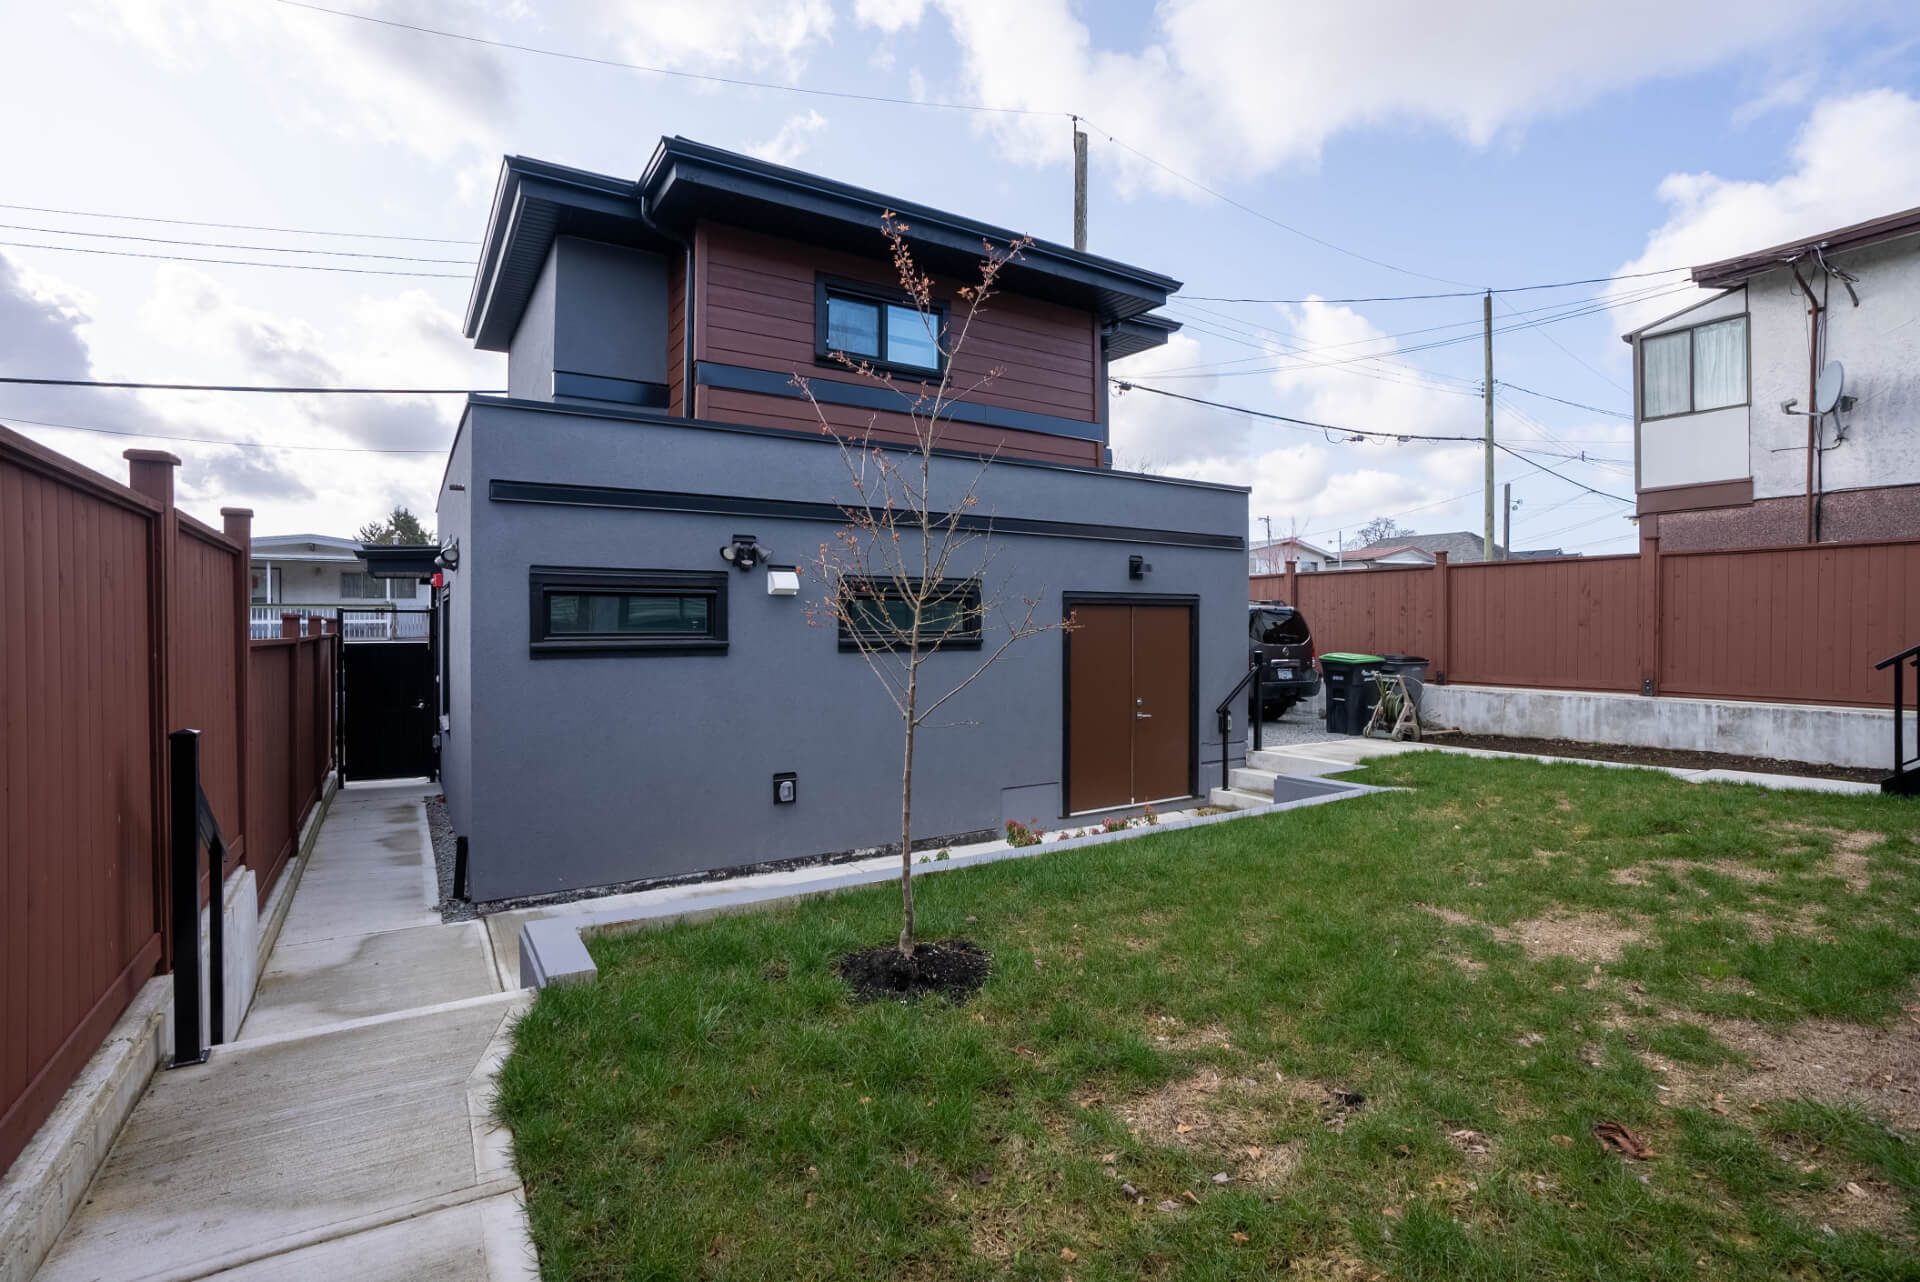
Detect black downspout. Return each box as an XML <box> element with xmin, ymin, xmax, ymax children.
<box><xmin>637</xmin><ymin>196</ymin><xmax>696</xmax><ymax>418</ymax></box>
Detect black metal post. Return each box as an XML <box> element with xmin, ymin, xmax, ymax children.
<box><xmin>1252</xmin><ymin>662</ymin><xmax>1265</xmax><ymax>753</ymax></box>
<box><xmin>335</xmin><ymin>608</ymin><xmax>347</xmax><ymax>791</ymax></box>
<box><xmin>168</xmin><ymin>731</ymin><xmax>206</xmax><ymax>1068</ymax></box>
<box><xmin>207</xmin><ymin>827</ymin><xmax>225</xmax><ymax>1048</ymax></box>
<box><xmin>1898</xmin><ymin>657</ymin><xmax>1908</xmax><ymax>777</ymax></box>
<box><xmin>453</xmin><ymin>835</ymin><xmax>469</xmax><ymax>902</ymax></box>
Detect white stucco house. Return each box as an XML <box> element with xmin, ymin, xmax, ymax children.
<box><xmin>1249</xmin><ymin>535</ymin><xmax>1334</xmax><ymax>573</ymax></box>
<box><xmin>1625</xmin><ymin>204</ymin><xmax>1920</xmax><ymax>550</ymax></box>
<box><xmin>249</xmin><ymin>533</ymin><xmax>425</xmax><ymax>639</ymax></box>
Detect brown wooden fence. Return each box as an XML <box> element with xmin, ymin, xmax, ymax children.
<box><xmin>1252</xmin><ymin>532</ymin><xmax>1920</xmax><ymax>709</ymax></box>
<box><xmin>1</xmin><ymin>426</ymin><xmax>337</xmax><ymax>1174</ymax></box>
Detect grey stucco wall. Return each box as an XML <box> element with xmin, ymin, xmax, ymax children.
<box><xmin>450</xmin><ymin>401</ymin><xmax>1248</xmax><ymax>900</ymax></box>
<box><xmin>436</xmin><ymin>429</ymin><xmax>475</xmax><ymax>833</ymax></box>
<box><xmin>506</xmin><ymin>249</ymin><xmax>558</xmax><ymax>402</ymax></box>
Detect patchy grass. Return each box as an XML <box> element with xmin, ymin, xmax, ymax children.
<box><xmin>498</xmin><ymin>753</ymin><xmax>1920</xmax><ymax>1280</ymax></box>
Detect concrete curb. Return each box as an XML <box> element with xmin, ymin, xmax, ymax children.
<box><xmin>518</xmin><ymin>781</ymin><xmax>1389</xmax><ymax>989</ymax></box>
<box><xmin>0</xmin><ymin>980</ymin><xmax>171</xmax><ymax>1282</ymax></box>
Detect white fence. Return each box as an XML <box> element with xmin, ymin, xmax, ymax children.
<box><xmin>250</xmin><ymin>606</ymin><xmax>429</xmax><ymax>642</ymax></box>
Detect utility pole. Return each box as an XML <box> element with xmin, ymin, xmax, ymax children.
<box><xmin>1072</xmin><ymin>122</ymin><xmax>1088</xmax><ymax>252</ymax></box>
<box><xmin>1501</xmin><ymin>482</ymin><xmax>1511</xmax><ymax>560</ymax></box>
<box><xmin>1482</xmin><ymin>289</ymin><xmax>1495</xmax><ymax>562</ymax></box>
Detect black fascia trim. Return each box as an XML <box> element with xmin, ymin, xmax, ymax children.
<box><xmin>552</xmin><ymin>370</ymin><xmax>671</xmax><ymax>408</ymax></box>
<box><xmin>358</xmin><ymin>544</ymin><xmax>441</xmax><ymax>579</ymax></box>
<box><xmin>1103</xmin><ymin>313</ymin><xmax>1183</xmax><ymax>362</ymax></box>
<box><xmin>695</xmin><ymin>360</ymin><xmax>1105</xmax><ymax>444</ymax></box>
<box><xmin>639</xmin><ymin>138</ymin><xmax>1180</xmax><ymax>316</ymax></box>
<box><xmin>490</xmin><ymin>478</ymin><xmax>1245</xmax><ymax>552</ymax></box>
<box><xmin>465</xmin><ymin>394</ymin><xmax>1251</xmax><ymax>496</ymax></box>
<box><xmin>527</xmin><ymin>565</ymin><xmax>729</xmax><ymax>659</ymax></box>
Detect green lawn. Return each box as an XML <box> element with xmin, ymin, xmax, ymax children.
<box><xmin>498</xmin><ymin>754</ymin><xmax>1920</xmax><ymax>1280</ymax></box>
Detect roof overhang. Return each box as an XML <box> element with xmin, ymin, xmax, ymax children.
<box><xmin>464</xmin><ymin>156</ymin><xmax>680</xmax><ymax>351</ymax></box>
<box><xmin>1104</xmin><ymin>312</ymin><xmax>1182</xmax><ymax>362</ymax></box>
<box><xmin>358</xmin><ymin>544</ymin><xmax>442</xmax><ymax>579</ymax></box>
<box><xmin>1690</xmin><ymin>203</ymin><xmax>1920</xmax><ymax>289</ymax></box>
<box><xmin>639</xmin><ymin>137</ymin><xmax>1180</xmax><ymax>324</ymax></box>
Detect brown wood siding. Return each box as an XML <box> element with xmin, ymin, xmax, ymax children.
<box><xmin>700</xmin><ymin>387</ymin><xmax>1103</xmax><ymax>468</ymax></box>
<box><xmin>667</xmin><ymin>253</ymin><xmax>687</xmax><ymax>416</ymax></box>
<box><xmin>1258</xmin><ymin>538</ymin><xmax>1920</xmax><ymax>708</ymax></box>
<box><xmin>0</xmin><ymin>425</ymin><xmax>340</xmax><ymax>1174</ymax></box>
<box><xmin>693</xmin><ymin>223</ymin><xmax>1102</xmax><ymax>463</ymax></box>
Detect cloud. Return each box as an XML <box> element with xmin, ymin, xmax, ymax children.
<box><xmin>1731</xmin><ymin>68</ymin><xmax>1818</xmax><ymax>126</ymax></box>
<box><xmin>866</xmin><ymin>0</ymin><xmax>1891</xmax><ymax>193</ymax></box>
<box><xmin>0</xmin><ymin>255</ymin><xmax>94</xmax><ymax>379</ymax></box>
<box><xmin>854</xmin><ymin>0</ymin><xmax>929</xmax><ymax>35</ymax></box>
<box><xmin>1610</xmin><ymin>89</ymin><xmax>1920</xmax><ymax>333</ymax></box>
<box><xmin>569</xmin><ymin>0</ymin><xmax>834</xmax><ymax>73</ymax></box>
<box><xmin>747</xmin><ymin>109</ymin><xmax>829</xmax><ymax>165</ymax></box>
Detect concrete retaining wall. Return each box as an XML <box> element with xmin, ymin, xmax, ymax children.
<box><xmin>1419</xmin><ymin>683</ymin><xmax>1915</xmax><ymax>771</ymax></box>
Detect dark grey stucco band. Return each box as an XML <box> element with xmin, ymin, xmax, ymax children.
<box><xmin>553</xmin><ymin>370</ymin><xmax>671</xmax><ymax>408</ymax></box>
<box><xmin>694</xmin><ymin>360</ymin><xmax>1106</xmax><ymax>443</ymax></box>
<box><xmin>488</xmin><ymin>479</ymin><xmax>1246</xmax><ymax>551</ymax></box>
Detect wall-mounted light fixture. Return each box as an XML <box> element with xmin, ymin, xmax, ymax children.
<box><xmin>435</xmin><ymin>539</ymin><xmax>460</xmax><ymax>572</ymax></box>
<box><xmin>1128</xmin><ymin>554</ymin><xmax>1151</xmax><ymax>580</ymax></box>
<box><xmin>766</xmin><ymin>566</ymin><xmax>799</xmax><ymax>597</ymax></box>
<box><xmin>720</xmin><ymin>533</ymin><xmax>764</xmax><ymax>571</ymax></box>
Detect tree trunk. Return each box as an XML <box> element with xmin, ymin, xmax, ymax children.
<box><xmin>898</xmin><ymin>673</ymin><xmax>917</xmax><ymax>958</ymax></box>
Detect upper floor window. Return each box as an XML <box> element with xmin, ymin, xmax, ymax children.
<box><xmin>1641</xmin><ymin>315</ymin><xmax>1747</xmax><ymax>420</ymax></box>
<box><xmin>815</xmin><ymin>278</ymin><xmax>945</xmax><ymax>376</ymax></box>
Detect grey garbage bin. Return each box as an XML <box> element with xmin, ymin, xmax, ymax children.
<box><xmin>1379</xmin><ymin>654</ymin><xmax>1429</xmax><ymax>712</ymax></box>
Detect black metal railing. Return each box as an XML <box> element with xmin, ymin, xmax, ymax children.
<box><xmin>1213</xmin><ymin>659</ymin><xmax>1266</xmax><ymax>792</ymax></box>
<box><xmin>1875</xmin><ymin>642</ymin><xmax>1920</xmax><ymax>796</ymax></box>
<box><xmin>168</xmin><ymin>729</ymin><xmax>229</xmax><ymax>1068</ymax></box>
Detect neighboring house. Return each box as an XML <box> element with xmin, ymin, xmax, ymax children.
<box><xmin>1338</xmin><ymin>543</ymin><xmax>1438</xmax><ymax>570</ymax></box>
<box><xmin>436</xmin><ymin>138</ymin><xmax>1248</xmax><ymax>901</ymax></box>
<box><xmin>1625</xmin><ymin>204</ymin><xmax>1920</xmax><ymax>551</ymax></box>
<box><xmin>1339</xmin><ymin>531</ymin><xmax>1565</xmax><ymax>566</ymax></box>
<box><xmin>249</xmin><ymin>532</ymin><xmax>428</xmax><ymax>640</ymax></box>
<box><xmin>1249</xmin><ymin>536</ymin><xmax>1334</xmax><ymax>574</ymax></box>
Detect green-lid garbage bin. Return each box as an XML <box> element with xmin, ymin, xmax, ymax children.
<box><xmin>1319</xmin><ymin>652</ymin><xmax>1384</xmax><ymax>734</ymax></box>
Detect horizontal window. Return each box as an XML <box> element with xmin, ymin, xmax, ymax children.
<box><xmin>1641</xmin><ymin>315</ymin><xmax>1747</xmax><ymax>420</ymax></box>
<box><xmin>528</xmin><ymin>567</ymin><xmax>728</xmax><ymax>657</ymax></box>
<box><xmin>838</xmin><ymin>577</ymin><xmax>982</xmax><ymax>652</ymax></box>
<box><xmin>815</xmin><ymin>277</ymin><xmax>947</xmax><ymax>376</ymax></box>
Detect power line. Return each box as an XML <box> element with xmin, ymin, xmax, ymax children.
<box><xmin>1181</xmin><ymin>266</ymin><xmax>1689</xmax><ymax>305</ymax></box>
<box><xmin>1494</xmin><ymin>441</ymin><xmax>1631</xmax><ymax>503</ymax></box>
<box><xmin>0</xmin><ymin>201</ymin><xmax>478</xmax><ymax>245</ymax></box>
<box><xmin>272</xmin><ymin>0</ymin><xmax>1064</xmax><ymax>116</ymax></box>
<box><xmin>0</xmin><ymin>376</ymin><xmax>496</xmax><ymax>393</ymax></box>
<box><xmin>0</xmin><ymin>239</ymin><xmax>471</xmax><ymax>278</ymax></box>
<box><xmin>0</xmin><ymin>221</ymin><xmax>476</xmax><ymax>264</ymax></box>
<box><xmin>1496</xmin><ymin>381</ymin><xmax>1630</xmax><ymax>419</ymax></box>
<box><xmin>1</xmin><ymin>414</ymin><xmax>448</xmax><ymax>454</ymax></box>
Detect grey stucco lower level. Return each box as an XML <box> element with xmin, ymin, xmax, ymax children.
<box><xmin>437</xmin><ymin>398</ymin><xmax>1249</xmax><ymax>901</ymax></box>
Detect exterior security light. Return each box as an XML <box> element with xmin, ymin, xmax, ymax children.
<box><xmin>1128</xmin><ymin>555</ymin><xmax>1151</xmax><ymax>580</ymax></box>
<box><xmin>766</xmin><ymin>568</ymin><xmax>800</xmax><ymax>596</ymax></box>
<box><xmin>720</xmin><ymin>533</ymin><xmax>763</xmax><ymax>571</ymax></box>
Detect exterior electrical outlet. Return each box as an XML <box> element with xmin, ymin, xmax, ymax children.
<box><xmin>773</xmin><ymin>773</ymin><xmax>797</xmax><ymax>804</ymax></box>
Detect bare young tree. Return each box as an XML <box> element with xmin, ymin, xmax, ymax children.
<box><xmin>796</xmin><ymin>215</ymin><xmax>1070</xmax><ymax>960</ymax></box>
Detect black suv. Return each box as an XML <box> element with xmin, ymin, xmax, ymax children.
<box><xmin>1248</xmin><ymin>602</ymin><xmax>1320</xmax><ymax>718</ymax></box>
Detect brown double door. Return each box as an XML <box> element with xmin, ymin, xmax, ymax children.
<box><xmin>1066</xmin><ymin>602</ymin><xmax>1193</xmax><ymax>813</ymax></box>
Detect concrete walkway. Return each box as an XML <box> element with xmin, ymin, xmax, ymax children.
<box><xmin>33</xmin><ymin>782</ymin><xmax>533</xmax><ymax>1282</ymax></box>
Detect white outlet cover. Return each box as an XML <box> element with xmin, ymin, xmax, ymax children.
<box><xmin>766</xmin><ymin>569</ymin><xmax>800</xmax><ymax>596</ymax></box>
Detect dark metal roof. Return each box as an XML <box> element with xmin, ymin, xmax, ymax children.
<box><xmin>1691</xmin><ymin>203</ymin><xmax>1920</xmax><ymax>288</ymax></box>
<box><xmin>359</xmin><ymin>544</ymin><xmax>442</xmax><ymax>578</ymax></box>
<box><xmin>463</xmin><ymin>139</ymin><xmax>1185</xmax><ymax>352</ymax></box>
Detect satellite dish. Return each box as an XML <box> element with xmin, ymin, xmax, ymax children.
<box><xmin>1814</xmin><ymin>361</ymin><xmax>1845</xmax><ymax>415</ymax></box>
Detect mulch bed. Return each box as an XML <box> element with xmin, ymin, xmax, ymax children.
<box><xmin>838</xmin><ymin>938</ymin><xmax>992</xmax><ymax>1004</ymax></box>
<box><xmin>1425</xmin><ymin>731</ymin><xmax>1884</xmax><ymax>783</ymax></box>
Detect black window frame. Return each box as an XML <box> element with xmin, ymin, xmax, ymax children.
<box><xmin>837</xmin><ymin>576</ymin><xmax>983</xmax><ymax>653</ymax></box>
<box><xmin>528</xmin><ymin>566</ymin><xmax>729</xmax><ymax>659</ymax></box>
<box><xmin>813</xmin><ymin>275</ymin><xmax>949</xmax><ymax>378</ymax></box>
<box><xmin>1638</xmin><ymin>313</ymin><xmax>1750</xmax><ymax>422</ymax></box>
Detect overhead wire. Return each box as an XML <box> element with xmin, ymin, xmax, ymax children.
<box><xmin>0</xmin><ymin>376</ymin><xmax>496</xmax><ymax>393</ymax></box>
<box><xmin>0</xmin><ymin>200</ymin><xmax>479</xmax><ymax>244</ymax></box>
<box><xmin>1182</xmin><ymin>266</ymin><xmax>1690</xmax><ymax>304</ymax></box>
<box><xmin>0</xmin><ymin>239</ymin><xmax>472</xmax><ymax>278</ymax></box>
<box><xmin>0</xmin><ymin>221</ymin><xmax>476</xmax><ymax>264</ymax></box>
<box><xmin>1</xmin><ymin>413</ymin><xmax>449</xmax><ymax>454</ymax></box>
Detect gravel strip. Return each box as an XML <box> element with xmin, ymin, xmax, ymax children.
<box><xmin>425</xmin><ymin>793</ymin><xmax>477</xmax><ymax>922</ymax></box>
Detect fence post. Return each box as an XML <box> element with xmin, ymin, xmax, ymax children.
<box><xmin>279</xmin><ymin>611</ymin><xmax>299</xmax><ymax>640</ymax></box>
<box><xmin>1638</xmin><ymin>524</ymin><xmax>1662</xmax><ymax>696</ymax></box>
<box><xmin>168</xmin><ymin>730</ymin><xmax>207</xmax><ymax>1068</ymax></box>
<box><xmin>222</xmin><ymin>508</ymin><xmax>252</xmax><ymax>877</ymax></box>
<box><xmin>127</xmin><ymin>450</ymin><xmax>180</xmax><ymax>967</ymax></box>
<box><xmin>1283</xmin><ymin>558</ymin><xmax>1297</xmax><ymax>606</ymax></box>
<box><xmin>1432</xmin><ymin>551</ymin><xmax>1450</xmax><ymax>684</ymax></box>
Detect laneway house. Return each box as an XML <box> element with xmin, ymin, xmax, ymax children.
<box><xmin>438</xmin><ymin>138</ymin><xmax>1249</xmax><ymax>900</ymax></box>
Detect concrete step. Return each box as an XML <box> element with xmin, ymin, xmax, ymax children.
<box><xmin>1248</xmin><ymin>747</ymin><xmax>1357</xmax><ymax>776</ymax></box>
<box><xmin>1208</xmin><ymin>787</ymin><xmax>1273</xmax><ymax>810</ymax></box>
<box><xmin>1230</xmin><ymin>766</ymin><xmax>1279</xmax><ymax>795</ymax></box>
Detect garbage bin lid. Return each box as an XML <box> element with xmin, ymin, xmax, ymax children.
<box><xmin>1319</xmin><ymin>652</ymin><xmax>1384</xmax><ymax>663</ymax></box>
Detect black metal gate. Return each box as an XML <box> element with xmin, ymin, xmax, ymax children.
<box><xmin>340</xmin><ymin>609</ymin><xmax>438</xmax><ymax>781</ymax></box>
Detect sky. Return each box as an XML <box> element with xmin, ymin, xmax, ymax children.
<box><xmin>2</xmin><ymin>1</ymin><xmax>1918</xmax><ymax>555</ymax></box>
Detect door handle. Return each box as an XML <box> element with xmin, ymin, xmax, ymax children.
<box><xmin>1135</xmin><ymin>711</ymin><xmax>1152</xmax><ymax>719</ymax></box>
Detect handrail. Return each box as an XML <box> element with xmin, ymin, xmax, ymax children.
<box><xmin>1874</xmin><ymin>642</ymin><xmax>1920</xmax><ymax>670</ymax></box>
<box><xmin>168</xmin><ymin>729</ymin><xmax>228</xmax><ymax>1068</ymax></box>
<box><xmin>1212</xmin><ymin>659</ymin><xmax>1265</xmax><ymax>792</ymax></box>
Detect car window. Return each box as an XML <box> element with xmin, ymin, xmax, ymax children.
<box><xmin>1251</xmin><ymin>610</ymin><xmax>1309</xmax><ymax>645</ymax></box>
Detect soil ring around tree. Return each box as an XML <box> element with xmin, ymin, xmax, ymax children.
<box><xmin>838</xmin><ymin>938</ymin><xmax>992</xmax><ymax>1005</ymax></box>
